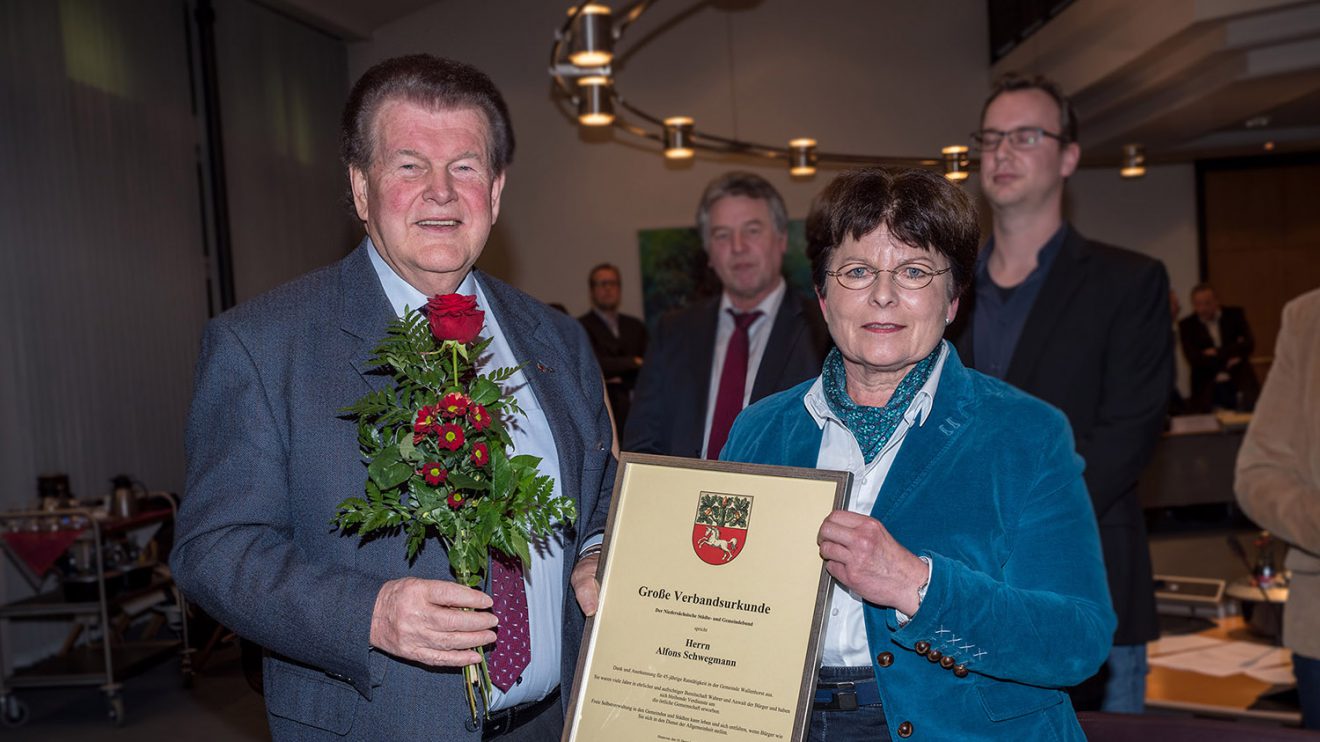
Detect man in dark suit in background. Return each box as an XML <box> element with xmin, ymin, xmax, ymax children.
<box><xmin>1179</xmin><ymin>283</ymin><xmax>1259</xmax><ymax>412</ymax></box>
<box><xmin>949</xmin><ymin>73</ymin><xmax>1172</xmax><ymax>713</ymax></box>
<box><xmin>171</xmin><ymin>55</ymin><xmax>613</xmax><ymax>740</ymax></box>
<box><xmin>578</xmin><ymin>263</ymin><xmax>647</xmax><ymax>434</ymax></box>
<box><xmin>623</xmin><ymin>172</ymin><xmax>830</xmax><ymax>459</ymax></box>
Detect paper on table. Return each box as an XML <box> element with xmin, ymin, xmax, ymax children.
<box><xmin>1245</xmin><ymin>659</ymin><xmax>1296</xmax><ymax>685</ymax></box>
<box><xmin>1148</xmin><ymin>640</ymin><xmax>1291</xmax><ymax>678</ymax></box>
<box><xmin>1147</xmin><ymin>634</ymin><xmax>1224</xmax><ymax>657</ymax></box>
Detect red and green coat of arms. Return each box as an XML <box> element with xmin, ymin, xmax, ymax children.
<box><xmin>692</xmin><ymin>492</ymin><xmax>752</xmax><ymax>565</ymax></box>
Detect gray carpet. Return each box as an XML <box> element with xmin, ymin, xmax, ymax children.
<box><xmin>4</xmin><ymin>642</ymin><xmax>268</xmax><ymax>740</ymax></box>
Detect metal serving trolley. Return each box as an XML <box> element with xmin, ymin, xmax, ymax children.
<box><xmin>0</xmin><ymin>499</ymin><xmax>193</xmax><ymax>727</ymax></box>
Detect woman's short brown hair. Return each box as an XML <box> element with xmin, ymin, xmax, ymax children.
<box><xmin>806</xmin><ymin>168</ymin><xmax>980</xmax><ymax>300</ymax></box>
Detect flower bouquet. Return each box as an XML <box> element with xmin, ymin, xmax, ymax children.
<box><xmin>333</xmin><ymin>294</ymin><xmax>575</xmax><ymax>723</ymax></box>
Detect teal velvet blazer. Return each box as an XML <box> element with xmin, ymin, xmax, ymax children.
<box><xmin>721</xmin><ymin>343</ymin><xmax>1116</xmax><ymax>740</ymax></box>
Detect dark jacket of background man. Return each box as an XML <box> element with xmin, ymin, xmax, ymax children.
<box><xmin>1179</xmin><ymin>298</ymin><xmax>1259</xmax><ymax>412</ymax></box>
<box><xmin>950</xmin><ymin>229</ymin><xmax>1170</xmax><ymax>650</ymax></box>
<box><xmin>579</xmin><ymin>310</ymin><xmax>647</xmax><ymax>432</ymax></box>
<box><xmin>579</xmin><ymin>263</ymin><xmax>648</xmax><ymax>434</ymax></box>
<box><xmin>951</xmin><ymin>74</ymin><xmax>1173</xmax><ymax>713</ymax></box>
<box><xmin>624</xmin><ymin>290</ymin><xmax>829</xmax><ymax>458</ymax></box>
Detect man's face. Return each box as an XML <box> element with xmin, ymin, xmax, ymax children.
<box><xmin>978</xmin><ymin>89</ymin><xmax>1079</xmax><ymax>213</ymax></box>
<box><xmin>350</xmin><ymin>100</ymin><xmax>505</xmax><ymax>296</ymax></box>
<box><xmin>706</xmin><ymin>195</ymin><xmax>787</xmax><ymax>308</ymax></box>
<box><xmin>590</xmin><ymin>267</ymin><xmax>621</xmax><ymax>311</ymax></box>
<box><xmin>1192</xmin><ymin>289</ymin><xmax>1219</xmax><ymax>322</ymax></box>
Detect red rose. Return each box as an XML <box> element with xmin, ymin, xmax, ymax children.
<box><xmin>447</xmin><ymin>492</ymin><xmax>465</xmax><ymax>509</ymax></box>
<box><xmin>470</xmin><ymin>442</ymin><xmax>490</xmax><ymax>467</ymax></box>
<box><xmin>468</xmin><ymin>403</ymin><xmax>490</xmax><ymax>431</ymax></box>
<box><xmin>421</xmin><ymin>463</ymin><xmax>447</xmax><ymax>486</ymax></box>
<box><xmin>426</xmin><ymin>294</ymin><xmax>485</xmax><ymax>344</ymax></box>
<box><xmin>440</xmin><ymin>393</ymin><xmax>470</xmax><ymax>419</ymax></box>
<box><xmin>437</xmin><ymin>423</ymin><xmax>465</xmax><ymax>451</ymax></box>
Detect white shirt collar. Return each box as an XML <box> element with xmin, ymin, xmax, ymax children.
<box><xmin>718</xmin><ymin>277</ymin><xmax>786</xmax><ymax>322</ymax></box>
<box><xmin>367</xmin><ymin>237</ymin><xmax>478</xmax><ymax>318</ymax></box>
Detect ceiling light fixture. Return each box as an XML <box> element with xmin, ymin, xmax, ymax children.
<box><xmin>577</xmin><ymin>75</ymin><xmax>614</xmax><ymax>126</ymax></box>
<box><xmin>568</xmin><ymin>4</ymin><xmax>614</xmax><ymax>68</ymax></box>
<box><xmin>942</xmin><ymin>145</ymin><xmax>970</xmax><ymax>181</ymax></box>
<box><xmin>550</xmin><ymin>2</ymin><xmax>941</xmax><ymax>177</ymax></box>
<box><xmin>1119</xmin><ymin>143</ymin><xmax>1145</xmax><ymax>178</ymax></box>
<box><xmin>789</xmin><ymin>138</ymin><xmax>818</xmax><ymax>176</ymax></box>
<box><xmin>664</xmin><ymin>116</ymin><xmax>695</xmax><ymax>159</ymax></box>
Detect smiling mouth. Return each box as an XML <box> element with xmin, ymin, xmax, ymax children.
<box><xmin>417</xmin><ymin>219</ymin><xmax>460</xmax><ymax>227</ymax></box>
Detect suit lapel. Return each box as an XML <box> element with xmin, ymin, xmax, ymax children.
<box><xmin>687</xmin><ymin>297</ymin><xmax>721</xmax><ymax>420</ymax></box>
<box><xmin>1005</xmin><ymin>230</ymin><xmax>1090</xmax><ymax>387</ymax></box>
<box><xmin>339</xmin><ymin>242</ymin><xmax>396</xmax><ymax>394</ymax></box>
<box><xmin>477</xmin><ymin>273</ymin><xmax>595</xmax><ymax>534</ymax></box>
<box><xmin>752</xmin><ymin>290</ymin><xmax>804</xmax><ymax>400</ymax></box>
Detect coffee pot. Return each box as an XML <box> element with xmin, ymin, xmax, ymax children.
<box><xmin>110</xmin><ymin>475</ymin><xmax>138</xmax><ymax>519</ymax></box>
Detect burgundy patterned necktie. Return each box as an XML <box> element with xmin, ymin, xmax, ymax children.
<box><xmin>486</xmin><ymin>551</ymin><xmax>530</xmax><ymax>692</ymax></box>
<box><xmin>706</xmin><ymin>309</ymin><xmax>763</xmax><ymax>459</ymax></box>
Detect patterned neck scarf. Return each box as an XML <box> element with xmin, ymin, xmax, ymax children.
<box><xmin>821</xmin><ymin>344</ymin><xmax>941</xmax><ymax>462</ymax></box>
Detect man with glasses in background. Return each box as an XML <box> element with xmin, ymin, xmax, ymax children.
<box><xmin>579</xmin><ymin>263</ymin><xmax>648</xmax><ymax>434</ymax></box>
<box><xmin>947</xmin><ymin>74</ymin><xmax>1173</xmax><ymax>714</ymax></box>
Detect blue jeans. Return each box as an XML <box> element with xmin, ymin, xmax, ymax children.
<box><xmin>809</xmin><ymin>704</ymin><xmax>892</xmax><ymax>742</ymax></box>
<box><xmin>809</xmin><ymin>666</ymin><xmax>892</xmax><ymax>742</ymax></box>
<box><xmin>1296</xmin><ymin>652</ymin><xmax>1320</xmax><ymax>731</ymax></box>
<box><xmin>1100</xmin><ymin>643</ymin><xmax>1148</xmax><ymax>714</ymax></box>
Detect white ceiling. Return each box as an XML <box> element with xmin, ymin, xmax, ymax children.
<box><xmin>274</xmin><ymin>0</ymin><xmax>1320</xmax><ymax>163</ymax></box>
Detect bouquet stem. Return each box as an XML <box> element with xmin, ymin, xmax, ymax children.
<box><xmin>462</xmin><ymin>649</ymin><xmax>492</xmax><ymax>727</ymax></box>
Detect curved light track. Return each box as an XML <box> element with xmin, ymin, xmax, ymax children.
<box><xmin>549</xmin><ymin>2</ymin><xmax>965</xmax><ymax>178</ymax></box>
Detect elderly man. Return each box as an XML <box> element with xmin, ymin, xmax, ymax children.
<box><xmin>171</xmin><ymin>55</ymin><xmax>612</xmax><ymax>740</ymax></box>
<box><xmin>948</xmin><ymin>73</ymin><xmax>1172</xmax><ymax>713</ymax></box>
<box><xmin>623</xmin><ymin>172</ymin><xmax>830</xmax><ymax>459</ymax></box>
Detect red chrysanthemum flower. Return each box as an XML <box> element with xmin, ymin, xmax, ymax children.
<box><xmin>421</xmin><ymin>463</ymin><xmax>447</xmax><ymax>487</ymax></box>
<box><xmin>470</xmin><ymin>442</ymin><xmax>489</xmax><ymax>467</ymax></box>
<box><xmin>414</xmin><ymin>405</ymin><xmax>439</xmax><ymax>433</ymax></box>
<box><xmin>446</xmin><ymin>491</ymin><xmax>465</xmax><ymax>509</ymax></box>
<box><xmin>440</xmin><ymin>393</ymin><xmax>470</xmax><ymax>419</ymax></box>
<box><xmin>437</xmin><ymin>423</ymin><xmax>465</xmax><ymax>451</ymax></box>
<box><xmin>468</xmin><ymin>403</ymin><xmax>491</xmax><ymax>431</ymax></box>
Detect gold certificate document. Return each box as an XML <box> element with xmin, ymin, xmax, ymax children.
<box><xmin>565</xmin><ymin>453</ymin><xmax>849</xmax><ymax>742</ymax></box>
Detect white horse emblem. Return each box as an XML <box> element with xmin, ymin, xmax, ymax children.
<box><xmin>696</xmin><ymin>525</ymin><xmax>739</xmax><ymax>562</ymax></box>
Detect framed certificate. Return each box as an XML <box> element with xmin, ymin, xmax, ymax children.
<box><xmin>564</xmin><ymin>453</ymin><xmax>850</xmax><ymax>742</ymax></box>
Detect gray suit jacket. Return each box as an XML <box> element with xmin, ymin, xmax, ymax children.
<box><xmin>171</xmin><ymin>243</ymin><xmax>614</xmax><ymax>739</ymax></box>
<box><xmin>1236</xmin><ymin>288</ymin><xmax>1320</xmax><ymax>659</ymax></box>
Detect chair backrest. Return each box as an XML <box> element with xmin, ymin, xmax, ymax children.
<box><xmin>1077</xmin><ymin>712</ymin><xmax>1312</xmax><ymax>741</ymax></box>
